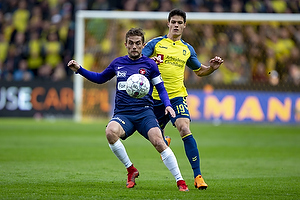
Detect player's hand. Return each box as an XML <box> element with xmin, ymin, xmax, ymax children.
<box><xmin>209</xmin><ymin>56</ymin><xmax>223</xmax><ymax>71</ymax></box>
<box><xmin>67</xmin><ymin>60</ymin><xmax>80</xmax><ymax>72</ymax></box>
<box><xmin>165</xmin><ymin>106</ymin><xmax>176</xmax><ymax>118</ymax></box>
<box><xmin>151</xmin><ymin>56</ymin><xmax>163</xmax><ymax>65</ymax></box>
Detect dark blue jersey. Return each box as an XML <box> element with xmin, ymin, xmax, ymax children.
<box><xmin>77</xmin><ymin>55</ymin><xmax>171</xmax><ymax>114</ymax></box>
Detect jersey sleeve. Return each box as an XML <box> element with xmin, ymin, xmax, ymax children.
<box><xmin>186</xmin><ymin>44</ymin><xmax>202</xmax><ymax>71</ymax></box>
<box><xmin>76</xmin><ymin>62</ymin><xmax>115</xmax><ymax>84</ymax></box>
<box><xmin>142</xmin><ymin>37</ymin><xmax>163</xmax><ymax>57</ymax></box>
<box><xmin>142</xmin><ymin>42</ymin><xmax>155</xmax><ymax>57</ymax></box>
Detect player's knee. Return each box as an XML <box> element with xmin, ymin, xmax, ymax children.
<box><xmin>177</xmin><ymin>124</ymin><xmax>190</xmax><ymax>136</ymax></box>
<box><xmin>148</xmin><ymin>128</ymin><xmax>167</xmax><ymax>153</ymax></box>
<box><xmin>105</xmin><ymin>126</ymin><xmax>120</xmax><ymax>144</ymax></box>
<box><xmin>152</xmin><ymin>139</ymin><xmax>167</xmax><ymax>153</ymax></box>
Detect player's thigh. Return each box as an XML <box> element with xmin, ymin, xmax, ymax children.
<box><xmin>109</xmin><ymin>114</ymin><xmax>135</xmax><ymax>140</ymax></box>
<box><xmin>136</xmin><ymin>110</ymin><xmax>162</xmax><ymax>140</ymax></box>
<box><xmin>170</xmin><ymin>97</ymin><xmax>191</xmax><ymax>126</ymax></box>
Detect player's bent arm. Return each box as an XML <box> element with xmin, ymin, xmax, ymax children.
<box><xmin>194</xmin><ymin>56</ymin><xmax>224</xmax><ymax>77</ymax></box>
<box><xmin>194</xmin><ymin>64</ymin><xmax>215</xmax><ymax>77</ymax></box>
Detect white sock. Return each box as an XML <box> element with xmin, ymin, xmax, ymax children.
<box><xmin>109</xmin><ymin>139</ymin><xmax>132</xmax><ymax>168</ymax></box>
<box><xmin>161</xmin><ymin>147</ymin><xmax>183</xmax><ymax>182</ymax></box>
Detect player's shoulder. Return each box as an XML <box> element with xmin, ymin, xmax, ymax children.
<box><xmin>145</xmin><ymin>35</ymin><xmax>166</xmax><ymax>45</ymax></box>
<box><xmin>180</xmin><ymin>38</ymin><xmax>196</xmax><ymax>53</ymax></box>
<box><xmin>180</xmin><ymin>39</ymin><xmax>193</xmax><ymax>48</ymax></box>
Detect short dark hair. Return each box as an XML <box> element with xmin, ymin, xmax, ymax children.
<box><xmin>125</xmin><ymin>28</ymin><xmax>145</xmax><ymax>43</ymax></box>
<box><xmin>168</xmin><ymin>8</ymin><xmax>186</xmax><ymax>23</ymax></box>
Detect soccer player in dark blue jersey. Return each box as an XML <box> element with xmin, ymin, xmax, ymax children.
<box><xmin>67</xmin><ymin>28</ymin><xmax>189</xmax><ymax>191</ymax></box>
<box><xmin>142</xmin><ymin>9</ymin><xmax>224</xmax><ymax>190</ymax></box>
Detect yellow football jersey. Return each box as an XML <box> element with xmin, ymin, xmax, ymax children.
<box><xmin>143</xmin><ymin>35</ymin><xmax>202</xmax><ymax>100</ymax></box>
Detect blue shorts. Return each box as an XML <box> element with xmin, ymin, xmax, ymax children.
<box><xmin>110</xmin><ymin>108</ymin><xmax>161</xmax><ymax>140</ymax></box>
<box><xmin>154</xmin><ymin>97</ymin><xmax>191</xmax><ymax>129</ymax></box>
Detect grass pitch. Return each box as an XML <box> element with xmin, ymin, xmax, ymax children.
<box><xmin>0</xmin><ymin>118</ymin><xmax>299</xmax><ymax>200</ymax></box>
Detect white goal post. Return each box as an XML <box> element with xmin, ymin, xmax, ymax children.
<box><xmin>74</xmin><ymin>11</ymin><xmax>300</xmax><ymax>122</ymax></box>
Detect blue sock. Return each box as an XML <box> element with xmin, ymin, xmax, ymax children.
<box><xmin>182</xmin><ymin>134</ymin><xmax>201</xmax><ymax>178</ymax></box>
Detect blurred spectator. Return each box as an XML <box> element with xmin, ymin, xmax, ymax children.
<box><xmin>3</xmin><ymin>45</ymin><xmax>21</xmax><ymax>81</ymax></box>
<box><xmin>91</xmin><ymin>0</ymin><xmax>110</xmax><ymax>10</ymax></box>
<box><xmin>229</xmin><ymin>31</ymin><xmax>246</xmax><ymax>56</ymax></box>
<box><xmin>287</xmin><ymin>64</ymin><xmax>300</xmax><ymax>86</ymax></box>
<box><xmin>11</xmin><ymin>31</ymin><xmax>27</xmax><ymax>59</ymax></box>
<box><xmin>0</xmin><ymin>0</ymin><xmax>299</xmax><ymax>88</ymax></box>
<box><xmin>216</xmin><ymin>59</ymin><xmax>241</xmax><ymax>84</ymax></box>
<box><xmin>12</xmin><ymin>0</ymin><xmax>30</xmax><ymax>33</ymax></box>
<box><xmin>212</xmin><ymin>3</ymin><xmax>225</xmax><ymax>12</ymax></box>
<box><xmin>245</xmin><ymin>0</ymin><xmax>265</xmax><ymax>13</ymax></box>
<box><xmin>252</xmin><ymin>62</ymin><xmax>268</xmax><ymax>82</ymax></box>
<box><xmin>27</xmin><ymin>6</ymin><xmax>44</xmax><ymax>35</ymax></box>
<box><xmin>287</xmin><ymin>1</ymin><xmax>300</xmax><ymax>13</ymax></box>
<box><xmin>52</xmin><ymin>62</ymin><xmax>67</xmax><ymax>81</ymax></box>
<box><xmin>123</xmin><ymin>0</ymin><xmax>139</xmax><ymax>11</ymax></box>
<box><xmin>0</xmin><ymin>33</ymin><xmax>9</xmax><ymax>64</ymax></box>
<box><xmin>230</xmin><ymin>0</ymin><xmax>245</xmax><ymax>13</ymax></box>
<box><xmin>201</xmin><ymin>24</ymin><xmax>216</xmax><ymax>53</ymax></box>
<box><xmin>143</xmin><ymin>20</ymin><xmax>160</xmax><ymax>42</ymax></box>
<box><xmin>13</xmin><ymin>59</ymin><xmax>34</xmax><ymax>81</ymax></box>
<box><xmin>158</xmin><ymin>0</ymin><xmax>173</xmax><ymax>11</ymax></box>
<box><xmin>43</xmin><ymin>31</ymin><xmax>64</xmax><ymax>69</ymax></box>
<box><xmin>235</xmin><ymin>54</ymin><xmax>251</xmax><ymax>84</ymax></box>
<box><xmin>268</xmin><ymin>0</ymin><xmax>288</xmax><ymax>13</ymax></box>
<box><xmin>26</xmin><ymin>31</ymin><xmax>43</xmax><ymax>76</ymax></box>
<box><xmin>265</xmin><ymin>48</ymin><xmax>276</xmax><ymax>74</ymax></box>
<box><xmin>213</xmin><ymin>33</ymin><xmax>229</xmax><ymax>59</ymax></box>
<box><xmin>75</xmin><ymin>0</ymin><xmax>88</xmax><ymax>11</ymax></box>
<box><xmin>37</xmin><ymin>63</ymin><xmax>53</xmax><ymax>81</ymax></box>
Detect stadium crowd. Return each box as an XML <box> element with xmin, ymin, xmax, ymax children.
<box><xmin>0</xmin><ymin>0</ymin><xmax>299</xmax><ymax>86</ymax></box>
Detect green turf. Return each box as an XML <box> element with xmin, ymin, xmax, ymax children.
<box><xmin>0</xmin><ymin>118</ymin><xmax>299</xmax><ymax>200</ymax></box>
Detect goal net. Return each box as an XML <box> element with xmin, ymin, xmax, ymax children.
<box><xmin>74</xmin><ymin>11</ymin><xmax>300</xmax><ymax>122</ymax></box>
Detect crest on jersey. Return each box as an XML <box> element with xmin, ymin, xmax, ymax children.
<box><xmin>139</xmin><ymin>68</ymin><xmax>146</xmax><ymax>75</ymax></box>
<box><xmin>183</xmin><ymin>50</ymin><xmax>186</xmax><ymax>56</ymax></box>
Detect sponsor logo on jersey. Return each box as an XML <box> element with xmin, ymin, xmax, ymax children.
<box><xmin>139</xmin><ymin>68</ymin><xmax>146</xmax><ymax>75</ymax></box>
<box><xmin>117</xmin><ymin>66</ymin><xmax>125</xmax><ymax>69</ymax></box>
<box><xmin>164</xmin><ymin>55</ymin><xmax>185</xmax><ymax>68</ymax></box>
<box><xmin>117</xmin><ymin>71</ymin><xmax>126</xmax><ymax>77</ymax></box>
<box><xmin>117</xmin><ymin>81</ymin><xmax>127</xmax><ymax>90</ymax></box>
<box><xmin>159</xmin><ymin>45</ymin><xmax>168</xmax><ymax>49</ymax></box>
<box><xmin>183</xmin><ymin>49</ymin><xmax>186</xmax><ymax>56</ymax></box>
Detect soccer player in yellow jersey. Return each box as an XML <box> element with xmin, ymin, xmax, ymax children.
<box><xmin>142</xmin><ymin>8</ymin><xmax>224</xmax><ymax>190</ymax></box>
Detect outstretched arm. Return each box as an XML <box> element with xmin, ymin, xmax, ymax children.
<box><xmin>194</xmin><ymin>56</ymin><xmax>224</xmax><ymax>77</ymax></box>
<box><xmin>67</xmin><ymin>59</ymin><xmax>113</xmax><ymax>84</ymax></box>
